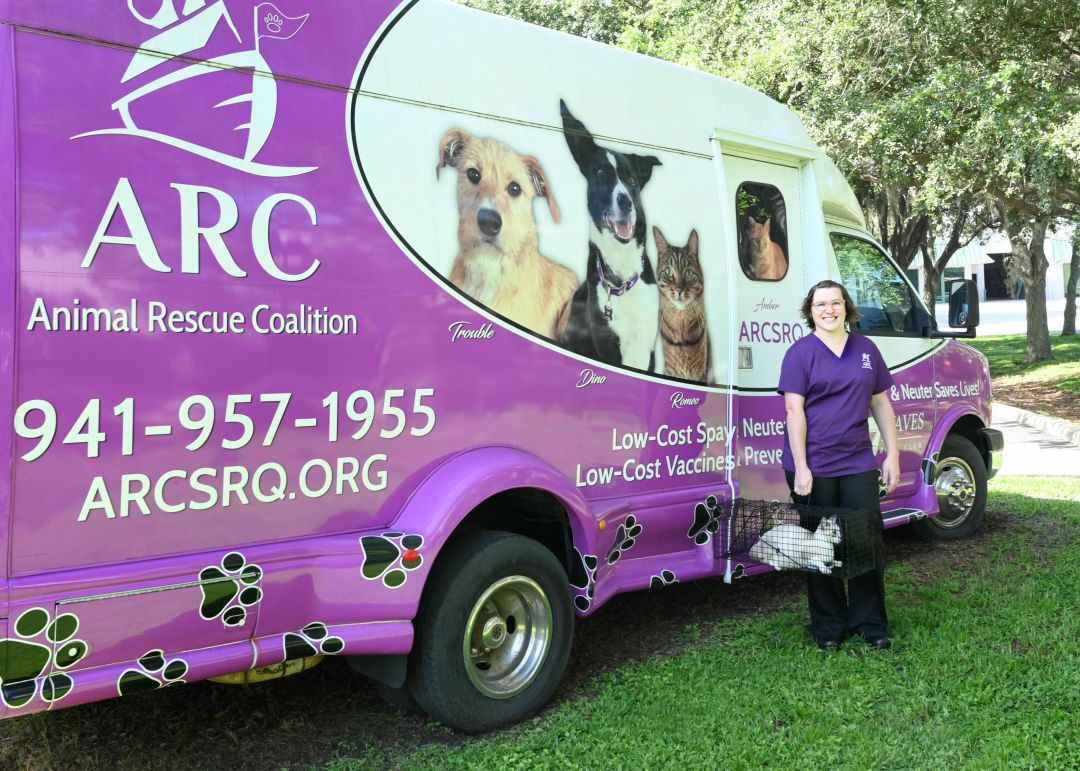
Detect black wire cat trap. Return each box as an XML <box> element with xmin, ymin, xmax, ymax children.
<box><xmin>718</xmin><ymin>499</ymin><xmax>876</xmax><ymax>579</ymax></box>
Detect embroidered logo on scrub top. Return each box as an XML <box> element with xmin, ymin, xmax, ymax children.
<box><xmin>862</xmin><ymin>353</ymin><xmax>873</xmax><ymax>369</ymax></box>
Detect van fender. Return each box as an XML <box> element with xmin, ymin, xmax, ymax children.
<box><xmin>381</xmin><ymin>445</ymin><xmax>595</xmax><ymax>616</ymax></box>
<box><xmin>921</xmin><ymin>403</ymin><xmax>987</xmax><ymax>485</ymax></box>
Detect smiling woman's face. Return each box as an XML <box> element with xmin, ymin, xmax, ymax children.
<box><xmin>811</xmin><ymin>286</ymin><xmax>846</xmax><ymax>332</ymax></box>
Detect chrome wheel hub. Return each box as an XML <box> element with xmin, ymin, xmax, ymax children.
<box><xmin>463</xmin><ymin>576</ymin><xmax>552</xmax><ymax>699</ymax></box>
<box><xmin>934</xmin><ymin>456</ymin><xmax>976</xmax><ymax>527</ymax></box>
<box><xmin>481</xmin><ymin>616</ymin><xmax>507</xmax><ymax>650</ymax></box>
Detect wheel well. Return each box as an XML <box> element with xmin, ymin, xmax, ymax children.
<box><xmin>456</xmin><ymin>488</ymin><xmax>575</xmax><ymax>581</ymax></box>
<box><xmin>946</xmin><ymin>414</ymin><xmax>990</xmax><ymax>469</ymax></box>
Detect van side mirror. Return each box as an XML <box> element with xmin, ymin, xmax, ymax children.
<box><xmin>947</xmin><ymin>278</ymin><xmax>979</xmax><ymax>329</ymax></box>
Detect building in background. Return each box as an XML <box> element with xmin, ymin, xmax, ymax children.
<box><xmin>908</xmin><ymin>232</ymin><xmax>1077</xmax><ymax>302</ymax></box>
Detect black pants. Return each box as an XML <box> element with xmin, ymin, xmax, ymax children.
<box><xmin>785</xmin><ymin>469</ymin><xmax>888</xmax><ymax>641</ymax></box>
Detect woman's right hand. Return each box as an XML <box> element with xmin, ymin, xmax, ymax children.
<box><xmin>794</xmin><ymin>465</ymin><xmax>813</xmax><ymax>497</ymax></box>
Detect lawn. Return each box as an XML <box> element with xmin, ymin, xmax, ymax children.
<box><xmin>968</xmin><ymin>334</ymin><xmax>1080</xmax><ymax>424</ymax></box>
<box><xmin>318</xmin><ymin>476</ymin><xmax>1080</xmax><ymax>771</ymax></box>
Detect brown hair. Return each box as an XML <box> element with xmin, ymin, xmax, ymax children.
<box><xmin>800</xmin><ymin>280</ymin><xmax>860</xmax><ymax>330</ymax></box>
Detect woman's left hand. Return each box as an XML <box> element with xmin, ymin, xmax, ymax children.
<box><xmin>881</xmin><ymin>452</ymin><xmax>900</xmax><ymax>495</ymax></box>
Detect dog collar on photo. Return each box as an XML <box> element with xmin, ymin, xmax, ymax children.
<box><xmin>595</xmin><ymin>252</ymin><xmax>640</xmax><ymax>298</ymax></box>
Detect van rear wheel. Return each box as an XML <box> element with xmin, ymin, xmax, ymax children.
<box><xmin>913</xmin><ymin>435</ymin><xmax>987</xmax><ymax>541</ymax></box>
<box><xmin>408</xmin><ymin>530</ymin><xmax>573</xmax><ymax>733</ymax></box>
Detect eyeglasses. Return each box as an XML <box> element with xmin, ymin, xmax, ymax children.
<box><xmin>812</xmin><ymin>301</ymin><xmax>845</xmax><ymax>312</ymax></box>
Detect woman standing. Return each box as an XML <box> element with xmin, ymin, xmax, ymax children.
<box><xmin>778</xmin><ymin>280</ymin><xmax>900</xmax><ymax>650</ymax></box>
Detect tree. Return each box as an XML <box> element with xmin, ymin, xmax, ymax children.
<box><xmin>1001</xmin><ymin>206</ymin><xmax>1054</xmax><ymax>361</ymax></box>
<box><xmin>1064</xmin><ymin>231</ymin><xmax>1079</xmax><ymax>336</ymax></box>
<box><xmin>776</xmin><ymin>0</ymin><xmax>1077</xmax><ymax>360</ymax></box>
<box><xmin>919</xmin><ymin>194</ymin><xmax>998</xmax><ymax>317</ymax></box>
<box><xmin>921</xmin><ymin>209</ymin><xmax>971</xmax><ymax>317</ymax></box>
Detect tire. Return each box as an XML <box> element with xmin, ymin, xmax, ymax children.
<box><xmin>912</xmin><ymin>435</ymin><xmax>987</xmax><ymax>541</ymax></box>
<box><xmin>407</xmin><ymin>530</ymin><xmax>573</xmax><ymax>733</ymax></box>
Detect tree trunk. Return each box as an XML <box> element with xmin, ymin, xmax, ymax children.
<box><xmin>1064</xmin><ymin>232</ymin><xmax>1078</xmax><ymax>336</ymax></box>
<box><xmin>1001</xmin><ymin>206</ymin><xmax>1054</xmax><ymax>362</ymax></box>
<box><xmin>1023</xmin><ymin>220</ymin><xmax>1053</xmax><ymax>362</ymax></box>
<box><xmin>921</xmin><ymin>242</ymin><xmax>937</xmax><ymax>316</ymax></box>
<box><xmin>923</xmin><ymin>213</ymin><xmax>968</xmax><ymax>324</ymax></box>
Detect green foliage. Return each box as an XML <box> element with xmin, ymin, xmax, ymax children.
<box><xmin>736</xmin><ymin>187</ymin><xmax>768</xmax><ymax>222</ymax></box>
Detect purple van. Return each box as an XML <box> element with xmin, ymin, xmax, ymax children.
<box><xmin>0</xmin><ymin>0</ymin><xmax>1001</xmax><ymax>732</ymax></box>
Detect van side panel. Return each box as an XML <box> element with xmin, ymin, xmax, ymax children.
<box><xmin>0</xmin><ymin>21</ymin><xmax>16</xmax><ymax>608</ymax></box>
<box><xmin>9</xmin><ymin>28</ymin><xmax>405</xmax><ymax>573</ymax></box>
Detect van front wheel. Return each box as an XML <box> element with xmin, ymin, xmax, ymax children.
<box><xmin>913</xmin><ymin>435</ymin><xmax>987</xmax><ymax>541</ymax></box>
<box><xmin>409</xmin><ymin>530</ymin><xmax>573</xmax><ymax>733</ymax></box>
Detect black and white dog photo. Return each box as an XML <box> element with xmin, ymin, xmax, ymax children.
<box><xmin>557</xmin><ymin>100</ymin><xmax>661</xmax><ymax>371</ymax></box>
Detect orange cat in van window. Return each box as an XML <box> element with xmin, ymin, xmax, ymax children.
<box><xmin>749</xmin><ymin>216</ymin><xmax>788</xmax><ymax>279</ymax></box>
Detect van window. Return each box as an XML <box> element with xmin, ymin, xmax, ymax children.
<box><xmin>830</xmin><ymin>233</ymin><xmax>917</xmax><ymax>334</ymax></box>
<box><xmin>736</xmin><ymin>183</ymin><xmax>788</xmax><ymax>281</ymax></box>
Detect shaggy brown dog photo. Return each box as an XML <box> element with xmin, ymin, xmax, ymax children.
<box><xmin>438</xmin><ymin>128</ymin><xmax>577</xmax><ymax>338</ymax></box>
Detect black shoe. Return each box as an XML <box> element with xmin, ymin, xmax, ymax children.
<box><xmin>865</xmin><ymin>635</ymin><xmax>891</xmax><ymax>650</ymax></box>
<box><xmin>817</xmin><ymin>638</ymin><xmax>841</xmax><ymax>651</ymax></box>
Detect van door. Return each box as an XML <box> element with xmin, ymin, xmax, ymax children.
<box><xmin>719</xmin><ymin>151</ymin><xmax>814</xmax><ymax>500</ymax></box>
<box><xmin>827</xmin><ymin>231</ymin><xmax>938</xmax><ymax>504</ymax></box>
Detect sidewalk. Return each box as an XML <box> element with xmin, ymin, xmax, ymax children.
<box><xmin>992</xmin><ymin>402</ymin><xmax>1080</xmax><ymax>477</ymax></box>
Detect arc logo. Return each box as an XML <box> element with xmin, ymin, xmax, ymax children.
<box><xmin>72</xmin><ymin>0</ymin><xmax>316</xmax><ymax>178</ymax></box>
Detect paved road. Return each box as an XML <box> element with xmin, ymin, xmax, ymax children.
<box><xmin>935</xmin><ymin>297</ymin><xmax>1070</xmax><ymax>336</ymax></box>
<box><xmin>992</xmin><ymin>405</ymin><xmax>1080</xmax><ymax>476</ymax></box>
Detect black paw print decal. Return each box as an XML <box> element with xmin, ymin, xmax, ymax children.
<box><xmin>283</xmin><ymin>622</ymin><xmax>345</xmax><ymax>660</ymax></box>
<box><xmin>360</xmin><ymin>532</ymin><xmax>424</xmax><ymax>588</ymax></box>
<box><xmin>199</xmin><ymin>552</ymin><xmax>262</xmax><ymax>627</ymax></box>
<box><xmin>649</xmin><ymin>570</ymin><xmax>678</xmax><ymax>589</ymax></box>
<box><xmin>569</xmin><ymin>548</ymin><xmax>599</xmax><ymax>612</ymax></box>
<box><xmin>921</xmin><ymin>453</ymin><xmax>940</xmax><ymax>485</ymax></box>
<box><xmin>688</xmin><ymin>495</ymin><xmax>722</xmax><ymax>545</ymax></box>
<box><xmin>606</xmin><ymin>515</ymin><xmax>643</xmax><ymax>564</ymax></box>
<box><xmin>0</xmin><ymin>608</ymin><xmax>88</xmax><ymax>709</ymax></box>
<box><xmin>117</xmin><ymin>649</ymin><xmax>188</xmax><ymax>696</ymax></box>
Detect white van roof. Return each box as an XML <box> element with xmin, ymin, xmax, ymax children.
<box><xmin>363</xmin><ymin>1</ymin><xmax>865</xmax><ymax>229</ymax></box>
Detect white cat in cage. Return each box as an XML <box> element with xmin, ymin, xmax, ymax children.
<box><xmin>749</xmin><ymin>516</ymin><xmax>842</xmax><ymax>574</ymax></box>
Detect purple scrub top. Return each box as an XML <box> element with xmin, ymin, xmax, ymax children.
<box><xmin>778</xmin><ymin>332</ymin><xmax>894</xmax><ymax>477</ymax></box>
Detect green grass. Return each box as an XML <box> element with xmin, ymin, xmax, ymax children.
<box><xmin>968</xmin><ymin>334</ymin><xmax>1080</xmax><ymax>420</ymax></box>
<box><xmin>969</xmin><ymin>334</ymin><xmax>1080</xmax><ymax>393</ymax></box>
<box><xmin>320</xmin><ymin>477</ymin><xmax>1080</xmax><ymax>771</ymax></box>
